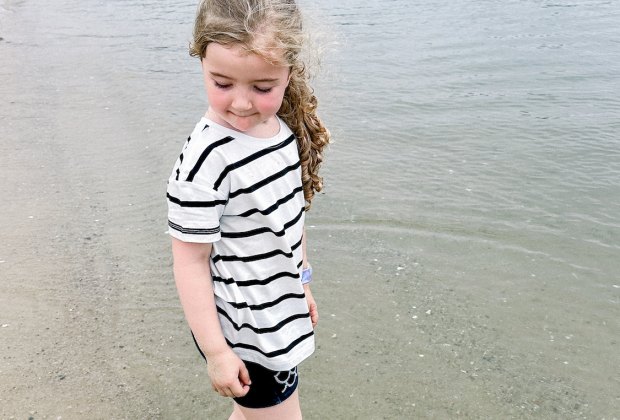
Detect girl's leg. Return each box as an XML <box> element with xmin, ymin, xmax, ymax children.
<box><xmin>228</xmin><ymin>403</ymin><xmax>247</xmax><ymax>420</ymax></box>
<box><xmin>229</xmin><ymin>389</ymin><xmax>302</xmax><ymax>420</ymax></box>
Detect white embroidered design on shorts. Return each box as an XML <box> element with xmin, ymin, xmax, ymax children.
<box><xmin>274</xmin><ymin>366</ymin><xmax>297</xmax><ymax>393</ymax></box>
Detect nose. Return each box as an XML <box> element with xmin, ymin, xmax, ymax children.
<box><xmin>231</xmin><ymin>90</ymin><xmax>252</xmax><ymax>111</ymax></box>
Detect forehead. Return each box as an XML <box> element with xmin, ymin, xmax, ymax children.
<box><xmin>204</xmin><ymin>43</ymin><xmax>289</xmax><ymax>78</ymax></box>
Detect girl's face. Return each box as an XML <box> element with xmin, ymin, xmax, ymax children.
<box><xmin>201</xmin><ymin>42</ymin><xmax>290</xmax><ymax>137</ymax></box>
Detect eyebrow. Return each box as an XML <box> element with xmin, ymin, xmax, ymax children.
<box><xmin>209</xmin><ymin>71</ymin><xmax>280</xmax><ymax>83</ymax></box>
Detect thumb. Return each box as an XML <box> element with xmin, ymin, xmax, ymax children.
<box><xmin>239</xmin><ymin>362</ymin><xmax>252</xmax><ymax>387</ymax></box>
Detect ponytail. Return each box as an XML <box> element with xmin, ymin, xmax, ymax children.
<box><xmin>278</xmin><ymin>62</ymin><xmax>330</xmax><ymax>210</ymax></box>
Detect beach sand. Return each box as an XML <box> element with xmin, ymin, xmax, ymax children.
<box><xmin>1</xmin><ymin>2</ymin><xmax>618</xmax><ymax>419</ymax></box>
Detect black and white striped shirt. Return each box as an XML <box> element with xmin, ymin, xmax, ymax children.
<box><xmin>167</xmin><ymin>117</ymin><xmax>314</xmax><ymax>370</ymax></box>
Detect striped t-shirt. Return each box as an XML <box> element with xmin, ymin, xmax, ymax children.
<box><xmin>167</xmin><ymin>117</ymin><xmax>315</xmax><ymax>371</ymax></box>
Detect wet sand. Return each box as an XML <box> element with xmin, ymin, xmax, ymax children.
<box><xmin>1</xmin><ymin>2</ymin><xmax>619</xmax><ymax>419</ymax></box>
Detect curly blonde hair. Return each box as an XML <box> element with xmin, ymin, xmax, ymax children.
<box><xmin>190</xmin><ymin>0</ymin><xmax>330</xmax><ymax>210</ymax></box>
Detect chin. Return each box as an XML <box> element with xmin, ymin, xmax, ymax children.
<box><xmin>230</xmin><ymin>117</ymin><xmax>262</xmax><ymax>132</ymax></box>
<box><xmin>230</xmin><ymin>122</ymin><xmax>256</xmax><ymax>133</ymax></box>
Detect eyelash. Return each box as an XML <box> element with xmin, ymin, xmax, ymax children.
<box><xmin>213</xmin><ymin>81</ymin><xmax>272</xmax><ymax>94</ymax></box>
<box><xmin>214</xmin><ymin>81</ymin><xmax>231</xmax><ymax>90</ymax></box>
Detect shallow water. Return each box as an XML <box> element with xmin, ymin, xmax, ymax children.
<box><xmin>1</xmin><ymin>0</ymin><xmax>619</xmax><ymax>418</ymax></box>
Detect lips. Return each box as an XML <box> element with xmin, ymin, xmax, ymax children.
<box><xmin>229</xmin><ymin>111</ymin><xmax>256</xmax><ymax>118</ymax></box>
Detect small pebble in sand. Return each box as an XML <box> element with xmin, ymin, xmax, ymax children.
<box><xmin>613</xmin><ymin>284</ymin><xmax>619</xmax><ymax>289</ymax></box>
<box><xmin>425</xmin><ymin>309</ymin><xmax>432</xmax><ymax>315</ymax></box>
<box><xmin>2</xmin><ymin>324</ymin><xmax>9</xmax><ymax>328</ymax></box>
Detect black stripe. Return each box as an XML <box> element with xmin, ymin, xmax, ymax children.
<box><xmin>237</xmin><ymin>186</ymin><xmax>303</xmax><ymax>218</ymax></box>
<box><xmin>229</xmin><ymin>161</ymin><xmax>300</xmax><ymax>199</ymax></box>
<box><xmin>222</xmin><ymin>207</ymin><xmax>304</xmax><ymax>239</ymax></box>
<box><xmin>186</xmin><ymin>136</ymin><xmax>235</xmax><ymax>182</ymax></box>
<box><xmin>217</xmin><ymin>307</ymin><xmax>310</xmax><ymax>334</ymax></box>
<box><xmin>175</xmin><ymin>155</ymin><xmax>183</xmax><ymax>181</ymax></box>
<box><xmin>222</xmin><ymin>292</ymin><xmax>305</xmax><ymax>311</ymax></box>
<box><xmin>175</xmin><ymin>135</ymin><xmax>192</xmax><ymax>181</ymax></box>
<box><xmin>202</xmin><ymin>123</ymin><xmax>209</xmax><ymax>131</ymax></box>
<box><xmin>212</xmin><ymin>236</ymin><xmax>302</xmax><ymax>263</ymax></box>
<box><xmin>212</xmin><ymin>271</ymin><xmax>299</xmax><ymax>287</ymax></box>
<box><xmin>168</xmin><ymin>220</ymin><xmax>220</xmax><ymax>235</ymax></box>
<box><xmin>213</xmin><ymin>134</ymin><xmax>296</xmax><ymax>190</ymax></box>
<box><xmin>213</xmin><ymin>247</ymin><xmax>291</xmax><ymax>263</ymax></box>
<box><xmin>226</xmin><ymin>331</ymin><xmax>314</xmax><ymax>359</ymax></box>
<box><xmin>167</xmin><ymin>192</ymin><xmax>227</xmax><ymax>208</ymax></box>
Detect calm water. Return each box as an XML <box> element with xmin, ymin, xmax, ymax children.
<box><xmin>5</xmin><ymin>0</ymin><xmax>617</xmax><ymax>273</ymax></box>
<box><xmin>2</xmin><ymin>0</ymin><xmax>619</xmax><ymax>417</ymax></box>
<box><xmin>311</xmin><ymin>0</ymin><xmax>620</xmax><ymax>284</ymax></box>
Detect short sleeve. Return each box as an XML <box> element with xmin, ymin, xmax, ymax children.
<box><xmin>167</xmin><ymin>179</ymin><xmax>227</xmax><ymax>243</ymax></box>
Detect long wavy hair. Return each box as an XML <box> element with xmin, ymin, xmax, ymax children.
<box><xmin>190</xmin><ymin>0</ymin><xmax>330</xmax><ymax>210</ymax></box>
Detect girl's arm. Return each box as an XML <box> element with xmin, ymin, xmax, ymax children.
<box><xmin>171</xmin><ymin>238</ymin><xmax>250</xmax><ymax>398</ymax></box>
<box><xmin>301</xmin><ymin>228</ymin><xmax>319</xmax><ymax>327</ymax></box>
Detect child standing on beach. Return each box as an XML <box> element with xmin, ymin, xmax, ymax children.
<box><xmin>166</xmin><ymin>0</ymin><xmax>329</xmax><ymax>418</ymax></box>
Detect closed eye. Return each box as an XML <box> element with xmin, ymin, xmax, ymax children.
<box><xmin>255</xmin><ymin>86</ymin><xmax>273</xmax><ymax>93</ymax></box>
<box><xmin>214</xmin><ymin>81</ymin><xmax>231</xmax><ymax>89</ymax></box>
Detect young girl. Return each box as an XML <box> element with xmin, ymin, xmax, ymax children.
<box><xmin>166</xmin><ymin>0</ymin><xmax>330</xmax><ymax>418</ymax></box>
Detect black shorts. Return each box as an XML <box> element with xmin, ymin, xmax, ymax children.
<box><xmin>191</xmin><ymin>332</ymin><xmax>299</xmax><ymax>409</ymax></box>
<box><xmin>233</xmin><ymin>360</ymin><xmax>299</xmax><ymax>409</ymax></box>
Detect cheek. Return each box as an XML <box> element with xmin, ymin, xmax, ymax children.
<box><xmin>205</xmin><ymin>86</ymin><xmax>228</xmax><ymax>109</ymax></box>
<box><xmin>257</xmin><ymin>92</ymin><xmax>286</xmax><ymax>114</ymax></box>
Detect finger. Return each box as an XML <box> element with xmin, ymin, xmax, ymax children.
<box><xmin>217</xmin><ymin>387</ymin><xmax>232</xmax><ymax>398</ymax></box>
<box><xmin>239</xmin><ymin>363</ymin><xmax>252</xmax><ymax>386</ymax></box>
<box><xmin>309</xmin><ymin>304</ymin><xmax>318</xmax><ymax>325</ymax></box>
<box><xmin>229</xmin><ymin>379</ymin><xmax>247</xmax><ymax>398</ymax></box>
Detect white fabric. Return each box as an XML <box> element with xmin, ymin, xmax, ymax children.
<box><xmin>167</xmin><ymin>117</ymin><xmax>314</xmax><ymax>370</ymax></box>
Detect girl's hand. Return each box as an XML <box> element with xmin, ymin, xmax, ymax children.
<box><xmin>206</xmin><ymin>348</ymin><xmax>251</xmax><ymax>398</ymax></box>
<box><xmin>303</xmin><ymin>284</ymin><xmax>319</xmax><ymax>328</ymax></box>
